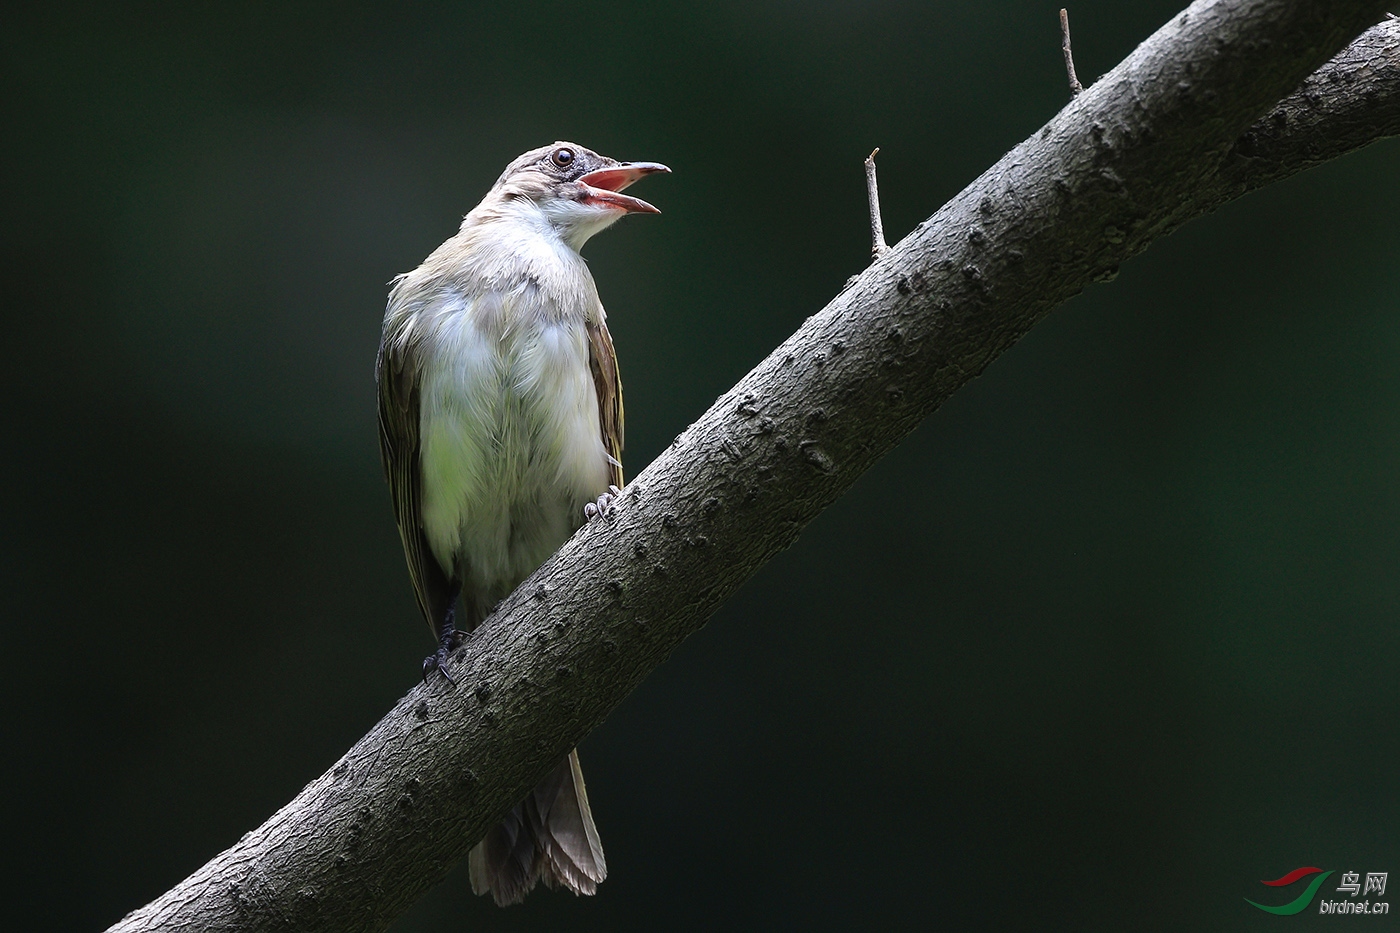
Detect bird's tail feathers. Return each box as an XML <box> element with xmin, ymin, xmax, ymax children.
<box><xmin>468</xmin><ymin>749</ymin><xmax>607</xmax><ymax>906</ymax></box>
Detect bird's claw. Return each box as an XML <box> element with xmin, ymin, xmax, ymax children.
<box><xmin>584</xmin><ymin>484</ymin><xmax>623</xmax><ymax>522</ymax></box>
<box><xmin>421</xmin><ymin>630</ymin><xmax>467</xmax><ymax>686</ymax></box>
<box><xmin>422</xmin><ymin>650</ymin><xmax>457</xmax><ymax>686</ymax></box>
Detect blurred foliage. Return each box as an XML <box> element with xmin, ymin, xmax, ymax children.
<box><xmin>2</xmin><ymin>1</ymin><xmax>1397</xmax><ymax>930</ymax></box>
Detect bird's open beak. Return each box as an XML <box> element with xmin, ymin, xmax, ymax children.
<box><xmin>578</xmin><ymin>162</ymin><xmax>670</xmax><ymax>214</ymax></box>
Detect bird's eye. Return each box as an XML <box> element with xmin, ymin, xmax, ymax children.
<box><xmin>552</xmin><ymin>148</ymin><xmax>575</xmax><ymax>167</ymax></box>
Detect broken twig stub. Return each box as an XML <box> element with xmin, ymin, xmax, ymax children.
<box><xmin>1060</xmin><ymin>8</ymin><xmax>1085</xmax><ymax>96</ymax></box>
<box><xmin>865</xmin><ymin>148</ymin><xmax>890</xmax><ymax>260</ymax></box>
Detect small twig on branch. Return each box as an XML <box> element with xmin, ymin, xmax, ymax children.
<box><xmin>1060</xmin><ymin>8</ymin><xmax>1085</xmax><ymax>96</ymax></box>
<box><xmin>864</xmin><ymin>148</ymin><xmax>889</xmax><ymax>260</ymax></box>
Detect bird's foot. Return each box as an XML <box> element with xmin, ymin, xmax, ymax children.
<box><xmin>421</xmin><ymin>629</ymin><xmax>468</xmax><ymax>686</ymax></box>
<box><xmin>583</xmin><ymin>484</ymin><xmax>623</xmax><ymax>522</ymax></box>
<box><xmin>421</xmin><ymin>649</ymin><xmax>455</xmax><ymax>685</ymax></box>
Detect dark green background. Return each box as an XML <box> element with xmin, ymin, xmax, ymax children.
<box><xmin>4</xmin><ymin>1</ymin><xmax>1397</xmax><ymax>930</ymax></box>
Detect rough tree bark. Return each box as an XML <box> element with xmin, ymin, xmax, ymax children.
<box><xmin>109</xmin><ymin>2</ymin><xmax>1400</xmax><ymax>931</ymax></box>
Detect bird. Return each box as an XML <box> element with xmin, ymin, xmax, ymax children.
<box><xmin>375</xmin><ymin>142</ymin><xmax>668</xmax><ymax>906</ymax></box>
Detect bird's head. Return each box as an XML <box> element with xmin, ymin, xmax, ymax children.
<box><xmin>485</xmin><ymin>141</ymin><xmax>670</xmax><ymax>250</ymax></box>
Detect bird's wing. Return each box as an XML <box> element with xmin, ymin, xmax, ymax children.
<box><xmin>376</xmin><ymin>312</ymin><xmax>455</xmax><ymax>639</ymax></box>
<box><xmin>587</xmin><ymin>316</ymin><xmax>624</xmax><ymax>487</ymax></box>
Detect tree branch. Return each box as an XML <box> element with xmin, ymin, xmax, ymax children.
<box><xmin>107</xmin><ymin>3</ymin><xmax>1400</xmax><ymax>931</ymax></box>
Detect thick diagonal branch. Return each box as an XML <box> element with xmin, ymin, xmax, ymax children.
<box><xmin>107</xmin><ymin>4</ymin><xmax>1400</xmax><ymax>932</ymax></box>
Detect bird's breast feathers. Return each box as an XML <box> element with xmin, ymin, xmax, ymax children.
<box><xmin>409</xmin><ymin>275</ymin><xmax>611</xmax><ymax>598</ymax></box>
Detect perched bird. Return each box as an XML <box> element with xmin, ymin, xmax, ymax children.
<box><xmin>376</xmin><ymin>142</ymin><xmax>668</xmax><ymax>905</ymax></box>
